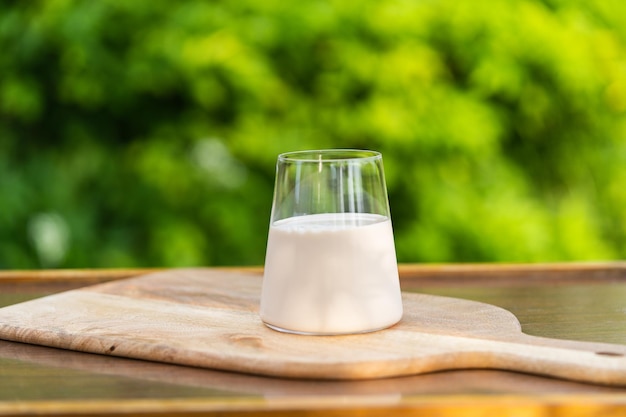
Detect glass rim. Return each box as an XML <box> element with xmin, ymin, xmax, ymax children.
<box><xmin>277</xmin><ymin>149</ymin><xmax>382</xmax><ymax>163</ymax></box>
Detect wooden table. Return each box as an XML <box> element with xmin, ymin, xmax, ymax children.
<box><xmin>2</xmin><ymin>263</ymin><xmax>626</xmax><ymax>416</ymax></box>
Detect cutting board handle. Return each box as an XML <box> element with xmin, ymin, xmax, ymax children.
<box><xmin>480</xmin><ymin>333</ymin><xmax>626</xmax><ymax>385</ymax></box>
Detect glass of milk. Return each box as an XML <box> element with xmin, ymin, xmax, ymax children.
<box><xmin>260</xmin><ymin>149</ymin><xmax>403</xmax><ymax>335</ymax></box>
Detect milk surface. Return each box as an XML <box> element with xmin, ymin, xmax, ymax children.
<box><xmin>261</xmin><ymin>213</ymin><xmax>403</xmax><ymax>334</ymax></box>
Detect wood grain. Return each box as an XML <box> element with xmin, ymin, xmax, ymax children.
<box><xmin>1</xmin><ymin>269</ymin><xmax>626</xmax><ymax>385</ymax></box>
<box><xmin>3</xmin><ymin>265</ymin><xmax>626</xmax><ymax>417</ymax></box>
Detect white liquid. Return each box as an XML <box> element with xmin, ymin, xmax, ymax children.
<box><xmin>260</xmin><ymin>213</ymin><xmax>403</xmax><ymax>335</ymax></box>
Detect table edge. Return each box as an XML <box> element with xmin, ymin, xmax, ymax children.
<box><xmin>1</xmin><ymin>262</ymin><xmax>625</xmax><ymax>285</ymax></box>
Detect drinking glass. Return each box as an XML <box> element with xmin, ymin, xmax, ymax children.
<box><xmin>260</xmin><ymin>149</ymin><xmax>403</xmax><ymax>335</ymax></box>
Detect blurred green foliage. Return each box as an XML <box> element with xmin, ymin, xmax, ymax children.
<box><xmin>1</xmin><ymin>0</ymin><xmax>625</xmax><ymax>268</ymax></box>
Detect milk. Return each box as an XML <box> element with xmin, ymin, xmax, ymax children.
<box><xmin>260</xmin><ymin>213</ymin><xmax>403</xmax><ymax>335</ymax></box>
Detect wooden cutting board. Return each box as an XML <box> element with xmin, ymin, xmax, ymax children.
<box><xmin>1</xmin><ymin>269</ymin><xmax>626</xmax><ymax>385</ymax></box>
